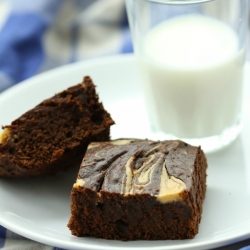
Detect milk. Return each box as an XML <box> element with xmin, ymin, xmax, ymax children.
<box><xmin>139</xmin><ymin>15</ymin><xmax>244</xmax><ymax>139</ymax></box>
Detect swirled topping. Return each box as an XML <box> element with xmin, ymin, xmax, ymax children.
<box><xmin>75</xmin><ymin>139</ymin><xmax>198</xmax><ymax>203</ymax></box>
<box><xmin>0</xmin><ymin>128</ymin><xmax>10</xmax><ymax>144</ymax></box>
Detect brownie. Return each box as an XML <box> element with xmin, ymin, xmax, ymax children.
<box><xmin>0</xmin><ymin>76</ymin><xmax>114</xmax><ymax>177</ymax></box>
<box><xmin>67</xmin><ymin>139</ymin><xmax>207</xmax><ymax>240</ymax></box>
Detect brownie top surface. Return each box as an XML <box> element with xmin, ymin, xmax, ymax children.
<box><xmin>75</xmin><ymin>139</ymin><xmax>199</xmax><ymax>203</ymax></box>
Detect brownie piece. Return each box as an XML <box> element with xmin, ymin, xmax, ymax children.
<box><xmin>68</xmin><ymin>139</ymin><xmax>207</xmax><ymax>241</ymax></box>
<box><xmin>0</xmin><ymin>76</ymin><xmax>114</xmax><ymax>177</ymax></box>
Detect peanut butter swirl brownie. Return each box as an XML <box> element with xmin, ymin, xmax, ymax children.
<box><xmin>68</xmin><ymin>139</ymin><xmax>207</xmax><ymax>240</ymax></box>
<box><xmin>0</xmin><ymin>77</ymin><xmax>114</xmax><ymax>177</ymax></box>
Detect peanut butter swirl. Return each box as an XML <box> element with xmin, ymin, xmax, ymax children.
<box><xmin>75</xmin><ymin>139</ymin><xmax>198</xmax><ymax>203</ymax></box>
<box><xmin>0</xmin><ymin>128</ymin><xmax>10</xmax><ymax>144</ymax></box>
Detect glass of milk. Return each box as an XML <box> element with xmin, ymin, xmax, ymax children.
<box><xmin>125</xmin><ymin>0</ymin><xmax>248</xmax><ymax>153</ymax></box>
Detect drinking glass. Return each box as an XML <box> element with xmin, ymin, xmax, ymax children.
<box><xmin>125</xmin><ymin>0</ymin><xmax>248</xmax><ymax>153</ymax></box>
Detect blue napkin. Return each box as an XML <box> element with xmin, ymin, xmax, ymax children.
<box><xmin>0</xmin><ymin>0</ymin><xmax>132</xmax><ymax>93</ymax></box>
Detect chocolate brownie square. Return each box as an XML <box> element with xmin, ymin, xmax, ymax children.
<box><xmin>68</xmin><ymin>139</ymin><xmax>207</xmax><ymax>240</ymax></box>
<box><xmin>0</xmin><ymin>77</ymin><xmax>114</xmax><ymax>177</ymax></box>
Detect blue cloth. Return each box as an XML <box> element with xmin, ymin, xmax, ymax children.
<box><xmin>0</xmin><ymin>0</ymin><xmax>132</xmax><ymax>93</ymax></box>
<box><xmin>0</xmin><ymin>226</ymin><xmax>5</xmax><ymax>248</ymax></box>
<box><xmin>0</xmin><ymin>0</ymin><xmax>249</xmax><ymax>249</ymax></box>
<box><xmin>241</xmin><ymin>247</ymin><xmax>250</xmax><ymax>250</ymax></box>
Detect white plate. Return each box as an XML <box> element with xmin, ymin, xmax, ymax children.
<box><xmin>0</xmin><ymin>54</ymin><xmax>250</xmax><ymax>250</ymax></box>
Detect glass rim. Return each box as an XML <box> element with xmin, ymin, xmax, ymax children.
<box><xmin>146</xmin><ymin>0</ymin><xmax>215</xmax><ymax>4</ymax></box>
